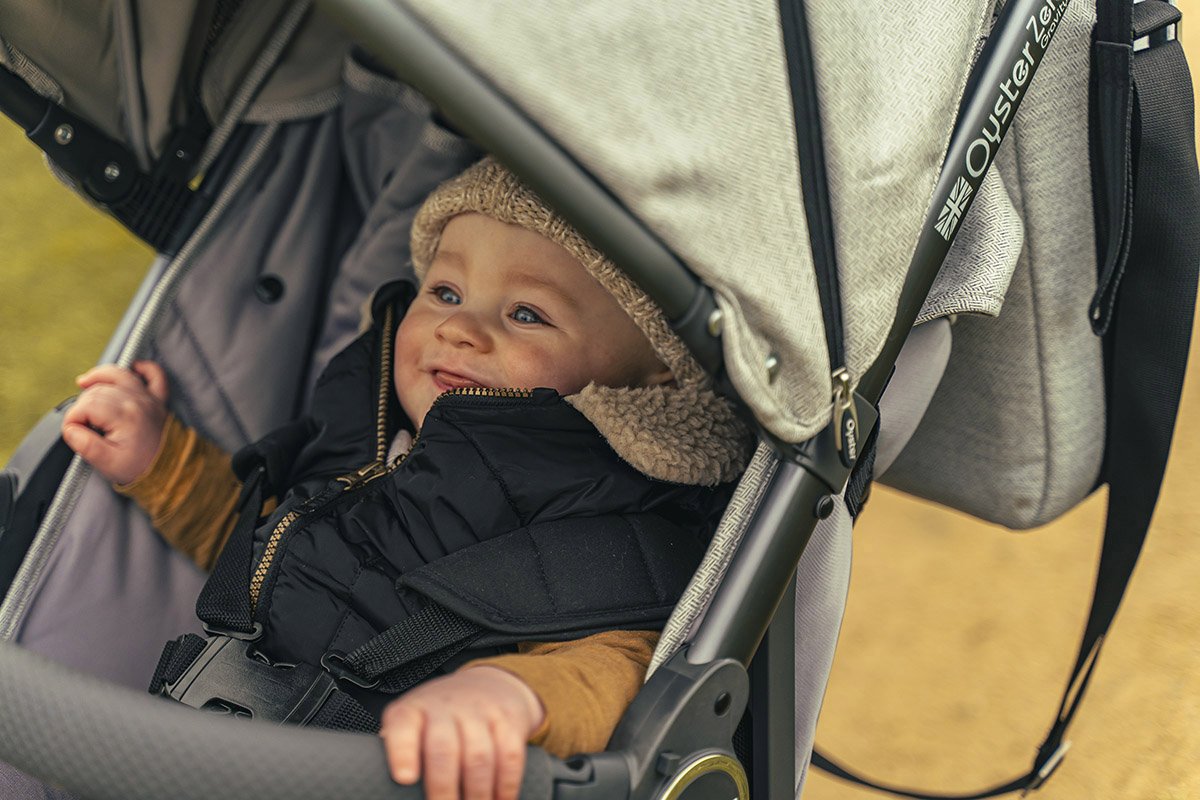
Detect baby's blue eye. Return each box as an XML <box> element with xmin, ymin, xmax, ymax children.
<box><xmin>511</xmin><ymin>305</ymin><xmax>544</xmax><ymax>325</ymax></box>
<box><xmin>431</xmin><ymin>285</ymin><xmax>461</xmax><ymax>305</ymax></box>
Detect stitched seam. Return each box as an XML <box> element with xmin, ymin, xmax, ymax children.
<box><xmin>171</xmin><ymin>298</ymin><xmax>252</xmax><ymax>444</ymax></box>
<box><xmin>624</xmin><ymin>516</ymin><xmax>665</xmax><ymax>604</ymax></box>
<box><xmin>525</xmin><ymin>526</ymin><xmax>559</xmax><ymax>615</ymax></box>
<box><xmin>328</xmin><ymin>560</ymin><xmax>367</xmax><ymax>652</ymax></box>
<box><xmin>442</xmin><ymin>417</ymin><xmax>525</xmax><ymax>525</ymax></box>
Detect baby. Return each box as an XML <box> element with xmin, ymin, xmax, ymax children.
<box><xmin>62</xmin><ymin>158</ymin><xmax>750</xmax><ymax>800</ymax></box>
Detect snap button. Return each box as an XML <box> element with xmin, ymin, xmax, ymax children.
<box><xmin>255</xmin><ymin>275</ymin><xmax>285</xmax><ymax>304</ymax></box>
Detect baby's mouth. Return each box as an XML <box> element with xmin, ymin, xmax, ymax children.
<box><xmin>431</xmin><ymin>370</ymin><xmax>486</xmax><ymax>392</ymax></box>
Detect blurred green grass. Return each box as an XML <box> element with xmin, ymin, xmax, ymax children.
<box><xmin>0</xmin><ymin>117</ymin><xmax>151</xmax><ymax>462</ymax></box>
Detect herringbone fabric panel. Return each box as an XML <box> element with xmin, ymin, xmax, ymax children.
<box><xmin>404</xmin><ymin>0</ymin><xmax>995</xmax><ymax>443</ymax></box>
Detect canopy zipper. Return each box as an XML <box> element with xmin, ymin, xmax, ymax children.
<box><xmin>778</xmin><ymin>0</ymin><xmax>855</xmax><ymax>447</ymax></box>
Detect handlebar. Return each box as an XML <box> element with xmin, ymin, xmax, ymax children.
<box><xmin>0</xmin><ymin>640</ymin><xmax>567</xmax><ymax>800</ymax></box>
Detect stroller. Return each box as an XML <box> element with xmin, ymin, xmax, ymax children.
<box><xmin>0</xmin><ymin>0</ymin><xmax>1196</xmax><ymax>798</ymax></box>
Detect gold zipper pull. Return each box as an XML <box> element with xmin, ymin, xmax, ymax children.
<box><xmin>337</xmin><ymin>461</ymin><xmax>386</xmax><ymax>490</ymax></box>
<box><xmin>831</xmin><ymin>368</ymin><xmax>860</xmax><ymax>465</ymax></box>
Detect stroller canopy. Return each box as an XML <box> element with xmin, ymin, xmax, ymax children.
<box><xmin>397</xmin><ymin>0</ymin><xmax>1001</xmax><ymax>441</ymax></box>
<box><xmin>0</xmin><ymin>0</ymin><xmax>1005</xmax><ymax>443</ymax></box>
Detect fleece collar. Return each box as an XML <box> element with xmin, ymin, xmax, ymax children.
<box><xmin>567</xmin><ymin>382</ymin><xmax>753</xmax><ymax>487</ymax></box>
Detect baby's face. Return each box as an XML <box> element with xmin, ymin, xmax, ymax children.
<box><xmin>395</xmin><ymin>213</ymin><xmax>670</xmax><ymax>427</ymax></box>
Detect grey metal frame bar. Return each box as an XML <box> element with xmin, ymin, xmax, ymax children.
<box><xmin>313</xmin><ymin>0</ymin><xmax>725</xmax><ymax>377</ymax></box>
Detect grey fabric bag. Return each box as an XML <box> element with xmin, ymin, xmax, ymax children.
<box><xmin>880</xmin><ymin>0</ymin><xmax>1106</xmax><ymax>530</ymax></box>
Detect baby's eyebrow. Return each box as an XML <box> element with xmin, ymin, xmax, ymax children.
<box><xmin>509</xmin><ymin>272</ymin><xmax>580</xmax><ymax>311</ymax></box>
<box><xmin>433</xmin><ymin>248</ymin><xmax>465</xmax><ymax>266</ymax></box>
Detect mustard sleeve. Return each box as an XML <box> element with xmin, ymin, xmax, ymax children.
<box><xmin>113</xmin><ymin>414</ymin><xmax>243</xmax><ymax>571</ymax></box>
<box><xmin>461</xmin><ymin>630</ymin><xmax>660</xmax><ymax>758</ymax></box>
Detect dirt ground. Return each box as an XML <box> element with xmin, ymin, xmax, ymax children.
<box><xmin>1</xmin><ymin>9</ymin><xmax>1199</xmax><ymax>799</ymax></box>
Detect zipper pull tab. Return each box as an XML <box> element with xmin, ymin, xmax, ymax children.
<box><xmin>337</xmin><ymin>461</ymin><xmax>385</xmax><ymax>490</ymax></box>
<box><xmin>831</xmin><ymin>368</ymin><xmax>860</xmax><ymax>467</ymax></box>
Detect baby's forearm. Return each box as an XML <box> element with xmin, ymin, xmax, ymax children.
<box><xmin>115</xmin><ymin>414</ymin><xmax>242</xmax><ymax>570</ymax></box>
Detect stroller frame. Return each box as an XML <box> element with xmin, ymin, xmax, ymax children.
<box><xmin>0</xmin><ymin>0</ymin><xmax>1076</xmax><ymax>798</ymax></box>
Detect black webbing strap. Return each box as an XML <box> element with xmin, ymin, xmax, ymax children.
<box><xmin>148</xmin><ymin>633</ymin><xmax>210</xmax><ymax>696</ymax></box>
<box><xmin>194</xmin><ymin>466</ymin><xmax>266</xmax><ymax>636</ymax></box>
<box><xmin>323</xmin><ymin>602</ymin><xmax>486</xmax><ymax>695</ymax></box>
<box><xmin>813</xmin><ymin>2</ymin><xmax>1199</xmax><ymax>796</ymax></box>
<box><xmin>1050</xmin><ymin>0</ymin><xmax>1199</xmax><ymax>764</ymax></box>
<box><xmin>306</xmin><ymin>688</ymin><xmax>380</xmax><ymax>733</ymax></box>
<box><xmin>1012</xmin><ymin>1</ymin><xmax>1198</xmax><ymax>790</ymax></box>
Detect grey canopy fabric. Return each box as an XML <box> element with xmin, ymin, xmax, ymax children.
<box><xmin>401</xmin><ymin>0</ymin><xmax>998</xmax><ymax>443</ymax></box>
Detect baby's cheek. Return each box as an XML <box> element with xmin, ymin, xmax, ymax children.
<box><xmin>527</xmin><ymin>355</ymin><xmax>595</xmax><ymax>396</ymax></box>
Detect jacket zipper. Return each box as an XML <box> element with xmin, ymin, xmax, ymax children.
<box><xmin>250</xmin><ymin>303</ymin><xmax>396</xmax><ymax>610</ymax></box>
<box><xmin>778</xmin><ymin>0</ymin><xmax>857</xmax><ymax>451</ymax></box>
<box><xmin>247</xmin><ymin>304</ymin><xmax>535</xmax><ymax>609</ymax></box>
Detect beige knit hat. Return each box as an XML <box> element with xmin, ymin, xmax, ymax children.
<box><xmin>410</xmin><ymin>157</ymin><xmax>752</xmax><ymax>486</ymax></box>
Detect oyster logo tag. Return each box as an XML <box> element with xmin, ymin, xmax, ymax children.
<box><xmin>937</xmin><ymin>0</ymin><xmax>1068</xmax><ymax>239</ymax></box>
<box><xmin>839</xmin><ymin>414</ymin><xmax>858</xmax><ymax>467</ymax></box>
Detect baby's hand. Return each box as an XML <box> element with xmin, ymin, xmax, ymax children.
<box><xmin>61</xmin><ymin>361</ymin><xmax>170</xmax><ymax>485</ymax></box>
<box><xmin>379</xmin><ymin>666</ymin><xmax>546</xmax><ymax>800</ymax></box>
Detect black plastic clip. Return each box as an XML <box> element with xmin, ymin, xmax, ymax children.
<box><xmin>163</xmin><ymin>634</ymin><xmax>335</xmax><ymax>725</ymax></box>
<box><xmin>203</xmin><ymin>621</ymin><xmax>264</xmax><ymax>642</ymax></box>
<box><xmin>320</xmin><ymin>651</ymin><xmax>382</xmax><ymax>690</ymax></box>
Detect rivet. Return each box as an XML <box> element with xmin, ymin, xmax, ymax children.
<box><xmin>53</xmin><ymin>124</ymin><xmax>74</xmax><ymax>145</ymax></box>
<box><xmin>765</xmin><ymin>352</ymin><xmax>781</xmax><ymax>383</ymax></box>
<box><xmin>1091</xmin><ymin>307</ymin><xmax>1101</xmax><ymax>321</ymax></box>
<box><xmin>814</xmin><ymin>495</ymin><xmax>835</xmax><ymax>519</ymax></box>
<box><xmin>102</xmin><ymin>162</ymin><xmax>121</xmax><ymax>182</ymax></box>
<box><xmin>706</xmin><ymin>308</ymin><xmax>724</xmax><ymax>337</ymax></box>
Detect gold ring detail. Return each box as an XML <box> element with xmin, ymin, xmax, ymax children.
<box><xmin>657</xmin><ymin>751</ymin><xmax>749</xmax><ymax>800</ymax></box>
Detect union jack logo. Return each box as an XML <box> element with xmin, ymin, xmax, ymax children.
<box><xmin>935</xmin><ymin>177</ymin><xmax>973</xmax><ymax>240</ymax></box>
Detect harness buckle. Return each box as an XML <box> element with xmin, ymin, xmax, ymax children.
<box><xmin>161</xmin><ymin>634</ymin><xmax>336</xmax><ymax>725</ymax></box>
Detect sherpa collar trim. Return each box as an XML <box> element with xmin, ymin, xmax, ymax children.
<box><xmin>567</xmin><ymin>382</ymin><xmax>753</xmax><ymax>487</ymax></box>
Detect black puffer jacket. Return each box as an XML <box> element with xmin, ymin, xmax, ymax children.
<box><xmin>168</xmin><ymin>283</ymin><xmax>731</xmax><ymax>720</ymax></box>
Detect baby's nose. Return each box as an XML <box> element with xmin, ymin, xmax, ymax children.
<box><xmin>435</xmin><ymin>311</ymin><xmax>492</xmax><ymax>349</ymax></box>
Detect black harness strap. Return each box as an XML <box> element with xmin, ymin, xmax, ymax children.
<box><xmin>194</xmin><ymin>465</ymin><xmax>266</xmax><ymax>637</ymax></box>
<box><xmin>813</xmin><ymin>1</ymin><xmax>1199</xmax><ymax>796</ymax></box>
<box><xmin>322</xmin><ymin>602</ymin><xmax>486</xmax><ymax>695</ymax></box>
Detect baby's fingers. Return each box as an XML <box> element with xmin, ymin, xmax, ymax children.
<box><xmin>61</xmin><ymin>421</ymin><xmax>120</xmax><ymax>473</ymax></box>
<box><xmin>130</xmin><ymin>361</ymin><xmax>170</xmax><ymax>403</ymax></box>
<box><xmin>458</xmin><ymin>716</ymin><xmax>496</xmax><ymax>800</ymax></box>
<box><xmin>490</xmin><ymin>720</ymin><xmax>527</xmax><ymax>800</ymax></box>
<box><xmin>422</xmin><ymin>716</ymin><xmax>461</xmax><ymax>800</ymax></box>
<box><xmin>76</xmin><ymin>364</ymin><xmax>148</xmax><ymax>393</ymax></box>
<box><xmin>62</xmin><ymin>389</ymin><xmax>121</xmax><ymax>435</ymax></box>
<box><xmin>379</xmin><ymin>704</ymin><xmax>425</xmax><ymax>786</ymax></box>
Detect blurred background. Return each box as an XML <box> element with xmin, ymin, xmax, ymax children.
<box><xmin>1</xmin><ymin>5</ymin><xmax>1198</xmax><ymax>799</ymax></box>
